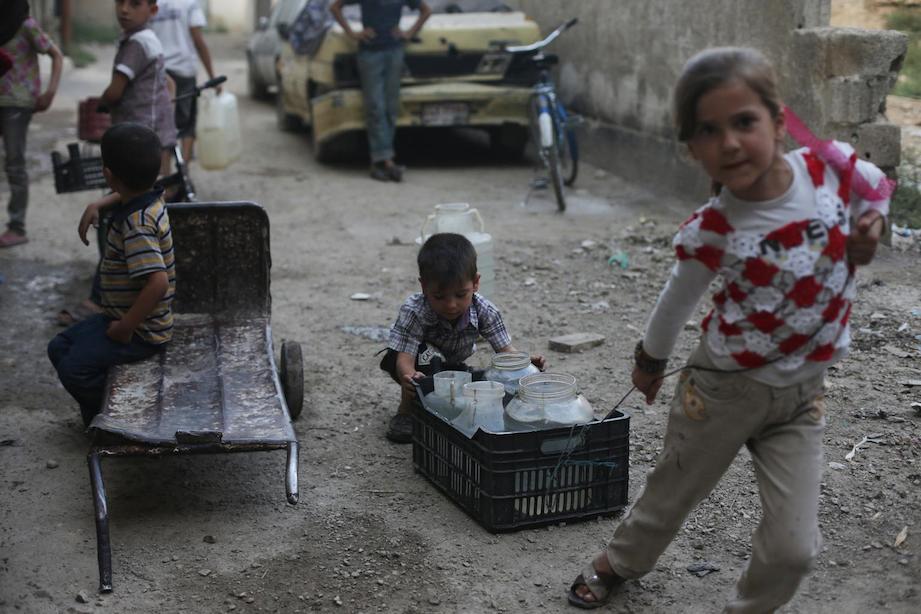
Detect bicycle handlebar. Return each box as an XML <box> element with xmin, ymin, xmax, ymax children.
<box><xmin>505</xmin><ymin>18</ymin><xmax>578</xmax><ymax>54</ymax></box>
<box><xmin>173</xmin><ymin>74</ymin><xmax>228</xmax><ymax>102</ymax></box>
<box><xmin>198</xmin><ymin>75</ymin><xmax>227</xmax><ymax>92</ymax></box>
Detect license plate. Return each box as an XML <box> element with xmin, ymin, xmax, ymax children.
<box><xmin>421</xmin><ymin>103</ymin><xmax>469</xmax><ymax>126</ymax></box>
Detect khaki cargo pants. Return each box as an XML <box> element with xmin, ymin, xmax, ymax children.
<box><xmin>607</xmin><ymin>344</ymin><xmax>827</xmax><ymax>613</ymax></box>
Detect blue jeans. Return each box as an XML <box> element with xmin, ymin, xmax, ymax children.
<box><xmin>47</xmin><ymin>314</ymin><xmax>162</xmax><ymax>426</ymax></box>
<box><xmin>357</xmin><ymin>46</ymin><xmax>404</xmax><ymax>163</ymax></box>
<box><xmin>1</xmin><ymin>106</ymin><xmax>32</xmax><ymax>233</ymax></box>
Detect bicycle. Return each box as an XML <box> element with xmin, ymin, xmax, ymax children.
<box><xmin>506</xmin><ymin>18</ymin><xmax>580</xmax><ymax>212</ymax></box>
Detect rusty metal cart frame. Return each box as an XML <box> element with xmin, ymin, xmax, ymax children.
<box><xmin>86</xmin><ymin>202</ymin><xmax>303</xmax><ymax>592</ymax></box>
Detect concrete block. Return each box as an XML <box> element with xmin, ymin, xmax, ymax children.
<box><xmin>855</xmin><ymin>121</ymin><xmax>902</xmax><ymax>168</ymax></box>
<box><xmin>548</xmin><ymin>333</ymin><xmax>606</xmax><ymax>353</ymax></box>
<box><xmin>824</xmin><ymin>76</ymin><xmax>892</xmax><ymax>124</ymax></box>
<box><xmin>797</xmin><ymin>27</ymin><xmax>908</xmax><ymax>78</ymax></box>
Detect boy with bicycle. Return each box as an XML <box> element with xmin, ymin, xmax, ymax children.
<box><xmin>103</xmin><ymin>0</ymin><xmax>176</xmax><ymax>173</ymax></box>
<box><xmin>59</xmin><ymin>0</ymin><xmax>177</xmax><ymax>326</ymax></box>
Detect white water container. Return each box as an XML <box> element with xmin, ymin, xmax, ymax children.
<box><xmin>427</xmin><ymin>370</ymin><xmax>472</xmax><ymax>420</ymax></box>
<box><xmin>452</xmin><ymin>381</ymin><xmax>506</xmax><ymax>437</ymax></box>
<box><xmin>419</xmin><ymin>203</ymin><xmax>495</xmax><ymax>299</ymax></box>
<box><xmin>197</xmin><ymin>90</ymin><xmax>242</xmax><ymax>170</ymax></box>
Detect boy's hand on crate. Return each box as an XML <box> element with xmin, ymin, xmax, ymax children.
<box><xmin>401</xmin><ymin>371</ymin><xmax>425</xmax><ymax>393</ymax></box>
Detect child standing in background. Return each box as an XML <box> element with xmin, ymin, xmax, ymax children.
<box><xmin>149</xmin><ymin>0</ymin><xmax>220</xmax><ymax>163</ymax></box>
<box><xmin>102</xmin><ymin>0</ymin><xmax>176</xmax><ymax>174</ymax></box>
<box><xmin>569</xmin><ymin>47</ymin><xmax>889</xmax><ymax>612</ymax></box>
<box><xmin>0</xmin><ymin>0</ymin><xmax>63</xmax><ymax>247</ymax></box>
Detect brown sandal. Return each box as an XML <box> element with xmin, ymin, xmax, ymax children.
<box><xmin>568</xmin><ymin>560</ymin><xmax>624</xmax><ymax>609</ymax></box>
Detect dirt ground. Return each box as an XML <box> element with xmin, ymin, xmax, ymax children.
<box><xmin>1</xmin><ymin>33</ymin><xmax>920</xmax><ymax>614</ymax></box>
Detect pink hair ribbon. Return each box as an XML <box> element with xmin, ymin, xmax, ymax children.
<box><xmin>784</xmin><ymin>105</ymin><xmax>896</xmax><ymax>203</ymax></box>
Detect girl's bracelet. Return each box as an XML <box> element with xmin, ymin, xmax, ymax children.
<box><xmin>634</xmin><ymin>341</ymin><xmax>668</xmax><ymax>374</ymax></box>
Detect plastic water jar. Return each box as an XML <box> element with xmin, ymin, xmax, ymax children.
<box><xmin>506</xmin><ymin>373</ymin><xmax>594</xmax><ymax>425</ymax></box>
<box><xmin>419</xmin><ymin>203</ymin><xmax>495</xmax><ymax>299</ymax></box>
<box><xmin>452</xmin><ymin>381</ymin><xmax>505</xmax><ymax>437</ymax></box>
<box><xmin>428</xmin><ymin>370</ymin><xmax>472</xmax><ymax>420</ymax></box>
<box><xmin>197</xmin><ymin>90</ymin><xmax>242</xmax><ymax>170</ymax></box>
<box><xmin>483</xmin><ymin>351</ymin><xmax>540</xmax><ymax>395</ymax></box>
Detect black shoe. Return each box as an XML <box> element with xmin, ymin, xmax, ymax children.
<box><xmin>387</xmin><ymin>164</ymin><xmax>405</xmax><ymax>182</ymax></box>
<box><xmin>370</xmin><ymin>163</ymin><xmax>390</xmax><ymax>182</ymax></box>
<box><xmin>386</xmin><ymin>413</ymin><xmax>413</xmax><ymax>444</ymax></box>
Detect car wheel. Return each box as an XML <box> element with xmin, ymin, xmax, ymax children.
<box><xmin>276</xmin><ymin>78</ymin><xmax>302</xmax><ymax>132</ymax></box>
<box><xmin>247</xmin><ymin>56</ymin><xmax>270</xmax><ymax>101</ymax></box>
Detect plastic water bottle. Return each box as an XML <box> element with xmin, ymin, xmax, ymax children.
<box><xmin>197</xmin><ymin>90</ymin><xmax>242</xmax><ymax>170</ymax></box>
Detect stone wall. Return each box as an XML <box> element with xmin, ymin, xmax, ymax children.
<box><xmin>509</xmin><ymin>0</ymin><xmax>907</xmax><ymax>199</ymax></box>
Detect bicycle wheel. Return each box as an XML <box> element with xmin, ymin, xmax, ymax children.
<box><xmin>557</xmin><ymin>106</ymin><xmax>579</xmax><ymax>186</ymax></box>
<box><xmin>547</xmin><ymin>127</ymin><xmax>566</xmax><ymax>212</ymax></box>
<box><xmin>530</xmin><ymin>94</ymin><xmax>566</xmax><ymax>212</ymax></box>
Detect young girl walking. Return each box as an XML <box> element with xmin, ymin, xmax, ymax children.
<box><xmin>568</xmin><ymin>47</ymin><xmax>890</xmax><ymax>612</ymax></box>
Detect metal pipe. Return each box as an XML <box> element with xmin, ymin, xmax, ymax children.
<box><xmin>286</xmin><ymin>441</ymin><xmax>299</xmax><ymax>505</ymax></box>
<box><xmin>88</xmin><ymin>452</ymin><xmax>113</xmax><ymax>592</ymax></box>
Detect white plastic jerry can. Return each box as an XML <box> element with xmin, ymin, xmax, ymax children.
<box><xmin>419</xmin><ymin>203</ymin><xmax>495</xmax><ymax>300</ymax></box>
<box><xmin>197</xmin><ymin>90</ymin><xmax>242</xmax><ymax>170</ymax></box>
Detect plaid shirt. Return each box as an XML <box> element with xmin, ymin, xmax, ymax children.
<box><xmin>388</xmin><ymin>293</ymin><xmax>511</xmax><ymax>363</ymax></box>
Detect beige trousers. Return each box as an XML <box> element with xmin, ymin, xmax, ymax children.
<box><xmin>607</xmin><ymin>344</ymin><xmax>827</xmax><ymax>614</ymax></box>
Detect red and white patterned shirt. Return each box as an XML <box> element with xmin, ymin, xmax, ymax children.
<box><xmin>643</xmin><ymin>143</ymin><xmax>889</xmax><ymax>385</ymax></box>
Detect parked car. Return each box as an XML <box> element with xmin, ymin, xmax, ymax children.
<box><xmin>275</xmin><ymin>0</ymin><xmax>542</xmax><ymax>161</ymax></box>
<box><xmin>246</xmin><ymin>0</ymin><xmax>307</xmax><ymax>99</ymax></box>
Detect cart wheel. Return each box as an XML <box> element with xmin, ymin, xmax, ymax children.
<box><xmin>280</xmin><ymin>340</ymin><xmax>304</xmax><ymax>420</ymax></box>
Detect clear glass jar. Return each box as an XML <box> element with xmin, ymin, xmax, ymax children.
<box><xmin>483</xmin><ymin>351</ymin><xmax>540</xmax><ymax>395</ymax></box>
<box><xmin>451</xmin><ymin>381</ymin><xmax>506</xmax><ymax>437</ymax></box>
<box><xmin>505</xmin><ymin>373</ymin><xmax>594</xmax><ymax>425</ymax></box>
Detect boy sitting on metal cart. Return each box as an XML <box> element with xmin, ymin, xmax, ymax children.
<box><xmin>48</xmin><ymin>124</ymin><xmax>176</xmax><ymax>427</ymax></box>
<box><xmin>380</xmin><ymin>233</ymin><xmax>545</xmax><ymax>443</ymax></box>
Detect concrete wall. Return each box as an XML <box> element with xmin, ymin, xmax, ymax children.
<box><xmin>510</xmin><ymin>0</ymin><xmax>907</xmax><ymax>200</ymax></box>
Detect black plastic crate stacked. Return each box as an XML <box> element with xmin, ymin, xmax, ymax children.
<box><xmin>51</xmin><ymin>144</ymin><xmax>107</xmax><ymax>193</ymax></box>
<box><xmin>411</xmin><ymin>397</ymin><xmax>629</xmax><ymax>532</ymax></box>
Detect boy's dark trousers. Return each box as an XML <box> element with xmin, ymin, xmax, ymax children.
<box><xmin>47</xmin><ymin>314</ymin><xmax>162</xmax><ymax>426</ymax></box>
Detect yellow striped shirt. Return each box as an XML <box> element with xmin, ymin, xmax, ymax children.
<box><xmin>98</xmin><ymin>192</ymin><xmax>175</xmax><ymax>345</ymax></box>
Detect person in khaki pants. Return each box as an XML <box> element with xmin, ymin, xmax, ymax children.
<box><xmin>568</xmin><ymin>47</ymin><xmax>890</xmax><ymax>612</ymax></box>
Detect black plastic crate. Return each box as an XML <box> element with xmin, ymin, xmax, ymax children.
<box><xmin>51</xmin><ymin>143</ymin><xmax>107</xmax><ymax>193</ymax></box>
<box><xmin>411</xmin><ymin>379</ymin><xmax>629</xmax><ymax>532</ymax></box>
